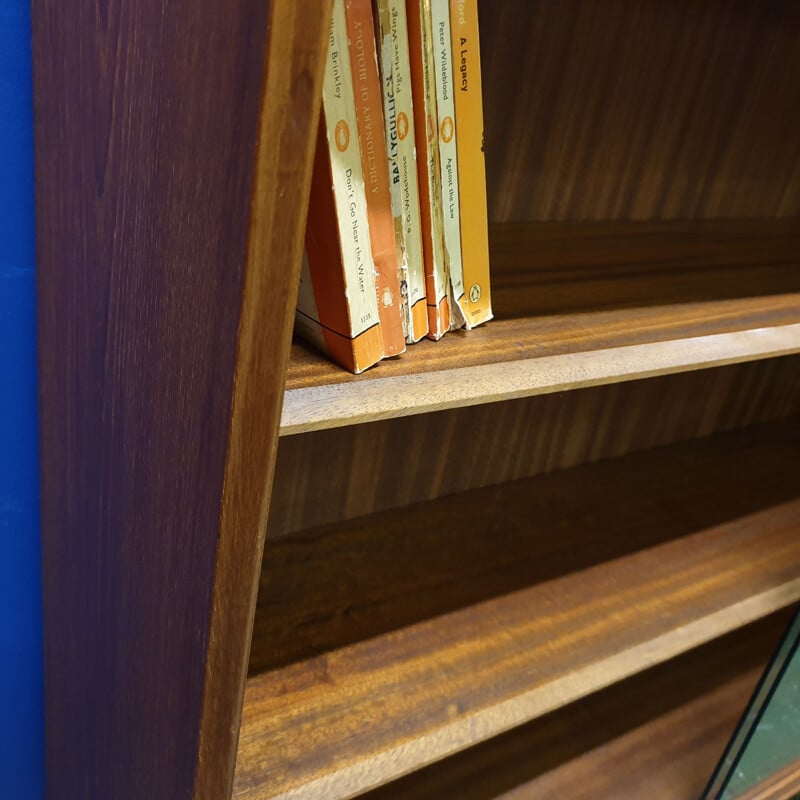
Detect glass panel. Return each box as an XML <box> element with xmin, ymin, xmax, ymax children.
<box><xmin>704</xmin><ymin>608</ymin><xmax>800</xmax><ymax>800</ymax></box>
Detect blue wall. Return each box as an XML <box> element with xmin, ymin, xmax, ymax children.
<box><xmin>0</xmin><ymin>2</ymin><xmax>44</xmax><ymax>797</ymax></box>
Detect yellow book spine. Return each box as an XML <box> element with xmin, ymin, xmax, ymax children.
<box><xmin>450</xmin><ymin>0</ymin><xmax>492</xmax><ymax>328</ymax></box>
<box><xmin>432</xmin><ymin>0</ymin><xmax>466</xmax><ymax>329</ymax></box>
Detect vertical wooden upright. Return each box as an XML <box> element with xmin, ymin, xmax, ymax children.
<box><xmin>32</xmin><ymin>1</ymin><xmax>330</xmax><ymax>797</ymax></box>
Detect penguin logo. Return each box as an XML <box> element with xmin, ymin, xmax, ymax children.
<box><xmin>397</xmin><ymin>112</ymin><xmax>409</xmax><ymax>141</ymax></box>
<box><xmin>335</xmin><ymin>120</ymin><xmax>350</xmax><ymax>152</ymax></box>
<box><xmin>440</xmin><ymin>116</ymin><xmax>454</xmax><ymax>143</ymax></box>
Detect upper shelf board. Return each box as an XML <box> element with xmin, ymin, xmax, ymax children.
<box><xmin>281</xmin><ymin>294</ymin><xmax>800</xmax><ymax>435</ymax></box>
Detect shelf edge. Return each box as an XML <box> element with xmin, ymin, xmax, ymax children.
<box><xmin>280</xmin><ymin>322</ymin><xmax>800</xmax><ymax>435</ymax></box>
<box><xmin>265</xmin><ymin>577</ymin><xmax>800</xmax><ymax>800</ymax></box>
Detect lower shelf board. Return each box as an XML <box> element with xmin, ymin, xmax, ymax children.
<box><xmin>234</xmin><ymin>421</ymin><xmax>800</xmax><ymax>800</ymax></box>
<box><xmin>362</xmin><ymin>611</ymin><xmax>793</xmax><ymax>800</ymax></box>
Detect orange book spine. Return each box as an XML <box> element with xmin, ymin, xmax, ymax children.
<box><xmin>374</xmin><ymin>0</ymin><xmax>429</xmax><ymax>343</ymax></box>
<box><xmin>450</xmin><ymin>0</ymin><xmax>492</xmax><ymax>327</ymax></box>
<box><xmin>297</xmin><ymin>0</ymin><xmax>384</xmax><ymax>374</ymax></box>
<box><xmin>346</xmin><ymin>0</ymin><xmax>406</xmax><ymax>357</ymax></box>
<box><xmin>407</xmin><ymin>0</ymin><xmax>450</xmax><ymax>340</ymax></box>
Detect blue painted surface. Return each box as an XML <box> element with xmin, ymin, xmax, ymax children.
<box><xmin>0</xmin><ymin>1</ymin><xmax>45</xmax><ymax>797</ymax></box>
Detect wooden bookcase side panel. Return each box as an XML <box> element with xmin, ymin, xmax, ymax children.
<box><xmin>195</xmin><ymin>3</ymin><xmax>331</xmax><ymax>798</ymax></box>
<box><xmin>33</xmin><ymin>1</ymin><xmax>329</xmax><ymax>797</ymax></box>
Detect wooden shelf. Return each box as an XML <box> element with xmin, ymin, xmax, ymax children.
<box><xmin>362</xmin><ymin>611</ymin><xmax>793</xmax><ymax>800</ymax></box>
<box><xmin>234</xmin><ymin>420</ymin><xmax>800</xmax><ymax>799</ymax></box>
<box><xmin>282</xmin><ymin>293</ymin><xmax>800</xmax><ymax>435</ymax></box>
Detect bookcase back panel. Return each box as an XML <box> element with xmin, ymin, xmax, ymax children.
<box><xmin>268</xmin><ymin>355</ymin><xmax>800</xmax><ymax>540</ymax></box>
<box><xmin>480</xmin><ymin>0</ymin><xmax>800</xmax><ymax>222</ymax></box>
<box><xmin>490</xmin><ymin>220</ymin><xmax>800</xmax><ymax>316</ymax></box>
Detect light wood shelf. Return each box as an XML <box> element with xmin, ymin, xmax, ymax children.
<box><xmin>282</xmin><ymin>293</ymin><xmax>800</xmax><ymax>435</ymax></box>
<box><xmin>362</xmin><ymin>611</ymin><xmax>793</xmax><ymax>800</ymax></box>
<box><xmin>234</xmin><ymin>420</ymin><xmax>800</xmax><ymax>799</ymax></box>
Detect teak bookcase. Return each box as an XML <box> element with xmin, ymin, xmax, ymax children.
<box><xmin>33</xmin><ymin>1</ymin><xmax>800</xmax><ymax>798</ymax></box>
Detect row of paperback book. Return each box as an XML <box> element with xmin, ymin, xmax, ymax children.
<box><xmin>295</xmin><ymin>0</ymin><xmax>492</xmax><ymax>373</ymax></box>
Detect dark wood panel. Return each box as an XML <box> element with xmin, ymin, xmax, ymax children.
<box><xmin>490</xmin><ymin>220</ymin><xmax>800</xmax><ymax>316</ymax></box>
<box><xmin>269</xmin><ymin>357</ymin><xmax>800</xmax><ymax>539</ymax></box>
<box><xmin>33</xmin><ymin>1</ymin><xmax>327</xmax><ymax>798</ymax></box>
<box><xmin>194</xmin><ymin>3</ymin><xmax>330</xmax><ymax>799</ymax></box>
<box><xmin>364</xmin><ymin>611</ymin><xmax>794</xmax><ymax>800</ymax></box>
<box><xmin>479</xmin><ymin>0</ymin><xmax>800</xmax><ymax>221</ymax></box>
<box><xmin>237</xmin><ymin>420</ymin><xmax>800</xmax><ymax>799</ymax></box>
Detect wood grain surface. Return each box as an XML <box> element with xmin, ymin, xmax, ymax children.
<box><xmin>33</xmin><ymin>0</ymin><xmax>327</xmax><ymax>797</ymax></box>
<box><xmin>286</xmin><ymin>274</ymin><xmax>800</xmax><ymax>392</ymax></box>
<box><xmin>269</xmin><ymin>356</ymin><xmax>800</xmax><ymax>539</ymax></box>
<box><xmin>479</xmin><ymin>1</ymin><xmax>800</xmax><ymax>222</ymax></box>
<box><xmin>282</xmin><ymin>295</ymin><xmax>800</xmax><ymax>433</ymax></box>
<box><xmin>235</xmin><ymin>420</ymin><xmax>800</xmax><ymax>799</ymax></box>
<box><xmin>490</xmin><ymin>220</ymin><xmax>800</xmax><ymax>316</ymax></box>
<box><xmin>363</xmin><ymin>612</ymin><xmax>794</xmax><ymax>800</ymax></box>
<box><xmin>194</xmin><ymin>3</ymin><xmax>330</xmax><ymax>799</ymax></box>
<box><xmin>255</xmin><ymin>418</ymin><xmax>800</xmax><ymax>668</ymax></box>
